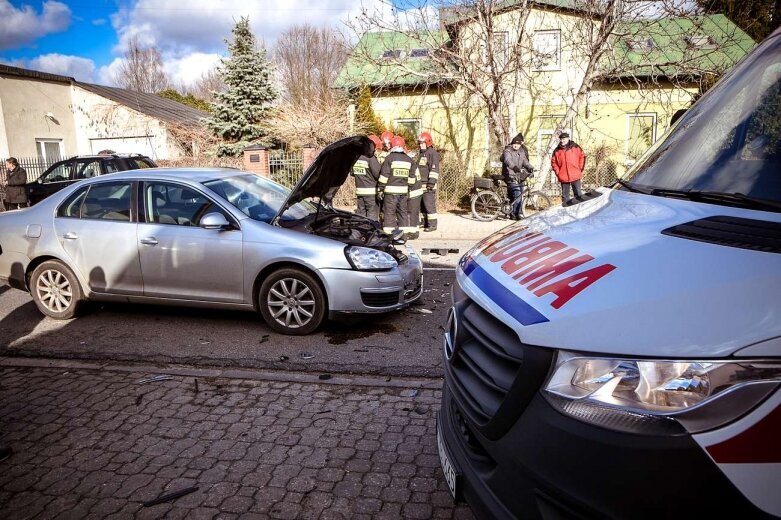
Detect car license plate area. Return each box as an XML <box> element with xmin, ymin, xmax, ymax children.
<box><xmin>437</xmin><ymin>421</ymin><xmax>459</xmax><ymax>500</ymax></box>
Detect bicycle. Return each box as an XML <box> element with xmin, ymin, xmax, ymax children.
<box><xmin>470</xmin><ymin>174</ymin><xmax>553</xmax><ymax>222</ymax></box>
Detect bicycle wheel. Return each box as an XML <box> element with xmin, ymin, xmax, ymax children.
<box><xmin>471</xmin><ymin>190</ymin><xmax>503</xmax><ymax>221</ymax></box>
<box><xmin>524</xmin><ymin>191</ymin><xmax>553</xmax><ymax>214</ymax></box>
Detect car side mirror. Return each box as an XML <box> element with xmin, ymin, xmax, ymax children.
<box><xmin>201</xmin><ymin>212</ymin><xmax>231</xmax><ymax>230</ymax></box>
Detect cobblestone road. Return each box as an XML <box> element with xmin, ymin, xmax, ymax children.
<box><xmin>0</xmin><ymin>365</ymin><xmax>474</xmax><ymax>519</ymax></box>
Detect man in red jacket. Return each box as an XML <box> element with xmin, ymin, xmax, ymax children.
<box><xmin>551</xmin><ymin>132</ymin><xmax>586</xmax><ymax>205</ymax></box>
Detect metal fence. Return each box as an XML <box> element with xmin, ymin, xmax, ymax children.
<box><xmin>269</xmin><ymin>150</ymin><xmax>304</xmax><ymax>189</ymax></box>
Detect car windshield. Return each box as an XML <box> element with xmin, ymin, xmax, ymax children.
<box><xmin>623</xmin><ymin>35</ymin><xmax>781</xmax><ymax>206</ymax></box>
<box><xmin>203</xmin><ymin>174</ymin><xmax>315</xmax><ymax>223</ymax></box>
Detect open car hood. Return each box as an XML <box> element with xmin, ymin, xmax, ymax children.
<box><xmin>273</xmin><ymin>135</ymin><xmax>374</xmax><ymax>222</ymax></box>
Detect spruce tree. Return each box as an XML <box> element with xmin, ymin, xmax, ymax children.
<box><xmin>206</xmin><ymin>17</ymin><xmax>277</xmax><ymax>156</ymax></box>
<box><xmin>355</xmin><ymin>85</ymin><xmax>385</xmax><ymax>136</ymax></box>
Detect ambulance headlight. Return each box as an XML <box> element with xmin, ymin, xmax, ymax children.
<box><xmin>544</xmin><ymin>351</ymin><xmax>781</xmax><ymax>434</ymax></box>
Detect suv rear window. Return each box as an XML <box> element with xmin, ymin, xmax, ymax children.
<box><xmin>132</xmin><ymin>158</ymin><xmax>156</xmax><ymax>169</ymax></box>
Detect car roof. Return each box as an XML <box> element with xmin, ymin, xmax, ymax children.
<box><xmin>62</xmin><ymin>154</ymin><xmax>152</xmax><ymax>160</ymax></box>
<box><xmin>100</xmin><ymin>167</ymin><xmax>246</xmax><ymax>183</ymax></box>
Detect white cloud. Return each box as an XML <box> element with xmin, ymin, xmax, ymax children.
<box><xmin>110</xmin><ymin>0</ymin><xmax>389</xmax><ymax>55</ymax></box>
<box><xmin>97</xmin><ymin>57</ymin><xmax>125</xmax><ymax>86</ymax></box>
<box><xmin>162</xmin><ymin>52</ymin><xmax>222</xmax><ymax>89</ymax></box>
<box><xmin>27</xmin><ymin>53</ymin><xmax>96</xmax><ymax>81</ymax></box>
<box><xmin>0</xmin><ymin>0</ymin><xmax>72</xmax><ymax>50</ymax></box>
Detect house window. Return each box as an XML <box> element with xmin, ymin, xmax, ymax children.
<box><xmin>409</xmin><ymin>48</ymin><xmax>429</xmax><ymax>58</ymax></box>
<box><xmin>381</xmin><ymin>49</ymin><xmax>404</xmax><ymax>60</ymax></box>
<box><xmin>493</xmin><ymin>31</ymin><xmax>509</xmax><ymax>69</ymax></box>
<box><xmin>532</xmin><ymin>30</ymin><xmax>561</xmax><ymax>71</ymax></box>
<box><xmin>394</xmin><ymin>119</ymin><xmax>420</xmax><ymax>140</ymax></box>
<box><xmin>36</xmin><ymin>139</ymin><xmax>63</xmax><ymax>166</ymax></box>
<box><xmin>625</xmin><ymin>113</ymin><xmax>657</xmax><ymax>165</ymax></box>
<box><xmin>627</xmin><ymin>38</ymin><xmax>655</xmax><ymax>53</ymax></box>
<box><xmin>686</xmin><ymin>35</ymin><xmax>716</xmax><ymax>50</ymax></box>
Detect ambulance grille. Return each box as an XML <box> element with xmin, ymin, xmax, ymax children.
<box><xmin>662</xmin><ymin>216</ymin><xmax>781</xmax><ymax>254</ymax></box>
<box><xmin>445</xmin><ymin>297</ymin><xmax>553</xmax><ymax>440</ymax></box>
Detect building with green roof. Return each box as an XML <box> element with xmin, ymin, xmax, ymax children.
<box><xmin>336</xmin><ymin>4</ymin><xmax>754</xmax><ymax>187</ymax></box>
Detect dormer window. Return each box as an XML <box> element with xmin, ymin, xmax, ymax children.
<box><xmin>686</xmin><ymin>35</ymin><xmax>716</xmax><ymax>49</ymax></box>
<box><xmin>409</xmin><ymin>48</ymin><xmax>429</xmax><ymax>58</ymax></box>
<box><xmin>627</xmin><ymin>38</ymin><xmax>655</xmax><ymax>53</ymax></box>
<box><xmin>381</xmin><ymin>49</ymin><xmax>404</xmax><ymax>60</ymax></box>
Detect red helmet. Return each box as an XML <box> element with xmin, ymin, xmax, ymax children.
<box><xmin>380</xmin><ymin>130</ymin><xmax>394</xmax><ymax>143</ymax></box>
<box><xmin>368</xmin><ymin>134</ymin><xmax>382</xmax><ymax>151</ymax></box>
<box><xmin>417</xmin><ymin>131</ymin><xmax>433</xmax><ymax>147</ymax></box>
<box><xmin>390</xmin><ymin>135</ymin><xmax>405</xmax><ymax>149</ymax></box>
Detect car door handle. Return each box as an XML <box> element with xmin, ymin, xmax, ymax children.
<box><xmin>63</xmin><ymin>232</ymin><xmax>78</xmax><ymax>240</ymax></box>
<box><xmin>140</xmin><ymin>237</ymin><xmax>159</xmax><ymax>245</ymax></box>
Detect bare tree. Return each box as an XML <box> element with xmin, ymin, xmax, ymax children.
<box><xmin>346</xmin><ymin>0</ymin><xmax>751</xmax><ymax>186</ymax></box>
<box><xmin>189</xmin><ymin>69</ymin><xmax>226</xmax><ymax>103</ymax></box>
<box><xmin>114</xmin><ymin>36</ymin><xmax>169</xmax><ymax>93</ymax></box>
<box><xmin>273</xmin><ymin>24</ymin><xmax>348</xmax><ymax>105</ymax></box>
<box><xmin>266</xmin><ymin>94</ymin><xmax>364</xmax><ymax>149</ymax></box>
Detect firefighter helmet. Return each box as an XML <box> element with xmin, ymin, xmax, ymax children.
<box><xmin>417</xmin><ymin>131</ymin><xmax>433</xmax><ymax>147</ymax></box>
<box><xmin>381</xmin><ymin>130</ymin><xmax>394</xmax><ymax>143</ymax></box>
<box><xmin>390</xmin><ymin>135</ymin><xmax>405</xmax><ymax>149</ymax></box>
<box><xmin>368</xmin><ymin>134</ymin><xmax>382</xmax><ymax>152</ymax></box>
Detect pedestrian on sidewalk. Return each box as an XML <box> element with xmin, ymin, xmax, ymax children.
<box><xmin>501</xmin><ymin>134</ymin><xmax>534</xmax><ymax>220</ymax></box>
<box><xmin>4</xmin><ymin>157</ymin><xmax>29</xmax><ymax>211</ymax></box>
<box><xmin>417</xmin><ymin>132</ymin><xmax>440</xmax><ymax>232</ymax></box>
<box><xmin>351</xmin><ymin>135</ymin><xmax>382</xmax><ymax>221</ymax></box>
<box><xmin>551</xmin><ymin>132</ymin><xmax>586</xmax><ymax>206</ymax></box>
<box><xmin>377</xmin><ymin>135</ymin><xmax>416</xmax><ymax>236</ymax></box>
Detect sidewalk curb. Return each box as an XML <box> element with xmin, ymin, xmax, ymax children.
<box><xmin>0</xmin><ymin>355</ymin><xmax>443</xmax><ymax>390</ymax></box>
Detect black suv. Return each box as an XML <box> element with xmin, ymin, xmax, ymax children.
<box><xmin>25</xmin><ymin>154</ymin><xmax>157</xmax><ymax>205</ymax></box>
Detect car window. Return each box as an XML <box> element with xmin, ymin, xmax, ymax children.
<box><xmin>132</xmin><ymin>158</ymin><xmax>155</xmax><ymax>169</ymax></box>
<box><xmin>204</xmin><ymin>174</ymin><xmax>314</xmax><ymax>223</ymax></box>
<box><xmin>56</xmin><ymin>187</ymin><xmax>89</xmax><ymax>218</ymax></box>
<box><xmin>145</xmin><ymin>182</ymin><xmax>227</xmax><ymax>227</ymax></box>
<box><xmin>41</xmin><ymin>162</ymin><xmax>73</xmax><ymax>183</ymax></box>
<box><xmin>81</xmin><ymin>182</ymin><xmax>132</xmax><ymax>221</ymax></box>
<box><xmin>74</xmin><ymin>160</ymin><xmax>102</xmax><ymax>180</ymax></box>
<box><xmin>104</xmin><ymin>160</ymin><xmax>120</xmax><ymax>174</ymax></box>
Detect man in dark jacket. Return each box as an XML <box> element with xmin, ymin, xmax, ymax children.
<box><xmin>551</xmin><ymin>132</ymin><xmax>586</xmax><ymax>206</ymax></box>
<box><xmin>4</xmin><ymin>158</ymin><xmax>29</xmax><ymax>210</ymax></box>
<box><xmin>352</xmin><ymin>135</ymin><xmax>382</xmax><ymax>221</ymax></box>
<box><xmin>501</xmin><ymin>133</ymin><xmax>534</xmax><ymax>220</ymax></box>
<box><xmin>416</xmin><ymin>132</ymin><xmax>440</xmax><ymax>232</ymax></box>
<box><xmin>377</xmin><ymin>136</ymin><xmax>416</xmax><ymax>235</ymax></box>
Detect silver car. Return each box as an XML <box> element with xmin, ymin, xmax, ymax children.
<box><xmin>0</xmin><ymin>136</ymin><xmax>423</xmax><ymax>335</ymax></box>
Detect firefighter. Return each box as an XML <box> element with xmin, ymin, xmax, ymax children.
<box><xmin>405</xmin><ymin>141</ymin><xmax>425</xmax><ymax>240</ymax></box>
<box><xmin>378</xmin><ymin>130</ymin><xmax>394</xmax><ymax>164</ymax></box>
<box><xmin>416</xmin><ymin>131</ymin><xmax>440</xmax><ymax>232</ymax></box>
<box><xmin>377</xmin><ymin>135</ymin><xmax>416</xmax><ymax>235</ymax></box>
<box><xmin>351</xmin><ymin>135</ymin><xmax>382</xmax><ymax>221</ymax></box>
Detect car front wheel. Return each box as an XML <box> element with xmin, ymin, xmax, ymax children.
<box><xmin>258</xmin><ymin>268</ymin><xmax>326</xmax><ymax>335</ymax></box>
<box><xmin>30</xmin><ymin>260</ymin><xmax>84</xmax><ymax>319</ymax></box>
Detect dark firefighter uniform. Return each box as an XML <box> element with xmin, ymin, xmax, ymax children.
<box><xmin>406</xmin><ymin>157</ymin><xmax>424</xmax><ymax>237</ymax></box>
<box><xmin>378</xmin><ymin>151</ymin><xmax>417</xmax><ymax>234</ymax></box>
<box><xmin>417</xmin><ymin>147</ymin><xmax>440</xmax><ymax>231</ymax></box>
<box><xmin>351</xmin><ymin>154</ymin><xmax>381</xmax><ymax>220</ymax></box>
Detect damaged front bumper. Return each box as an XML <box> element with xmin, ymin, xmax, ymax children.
<box><xmin>323</xmin><ymin>246</ymin><xmax>423</xmax><ymax>317</ymax></box>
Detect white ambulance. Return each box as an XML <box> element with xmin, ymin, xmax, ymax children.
<box><xmin>438</xmin><ymin>29</ymin><xmax>781</xmax><ymax>519</ymax></box>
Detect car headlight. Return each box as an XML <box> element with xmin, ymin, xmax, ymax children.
<box><xmin>544</xmin><ymin>351</ymin><xmax>781</xmax><ymax>434</ymax></box>
<box><xmin>345</xmin><ymin>246</ymin><xmax>397</xmax><ymax>271</ymax></box>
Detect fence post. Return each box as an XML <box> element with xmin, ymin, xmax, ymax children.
<box><xmin>302</xmin><ymin>144</ymin><xmax>318</xmax><ymax>171</ymax></box>
<box><xmin>243</xmin><ymin>144</ymin><xmax>269</xmax><ymax>177</ymax></box>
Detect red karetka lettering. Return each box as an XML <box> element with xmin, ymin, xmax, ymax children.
<box><xmin>489</xmin><ymin>235</ymin><xmax>547</xmax><ymax>263</ymax></box>
<box><xmin>482</xmin><ymin>230</ymin><xmax>539</xmax><ymax>257</ymax></box>
<box><xmin>515</xmin><ymin>251</ymin><xmax>593</xmax><ymax>291</ymax></box>
<box><xmin>533</xmin><ymin>264</ymin><xmax>617</xmax><ymax>309</ymax></box>
<box><xmin>500</xmin><ymin>241</ymin><xmax>567</xmax><ymax>276</ymax></box>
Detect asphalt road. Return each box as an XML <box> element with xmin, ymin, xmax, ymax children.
<box><xmin>0</xmin><ymin>262</ymin><xmax>461</xmax><ymax>378</ymax></box>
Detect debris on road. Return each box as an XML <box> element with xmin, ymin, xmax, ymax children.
<box><xmin>136</xmin><ymin>375</ymin><xmax>174</xmax><ymax>384</ymax></box>
<box><xmin>413</xmin><ymin>308</ymin><xmax>433</xmax><ymax>314</ymax></box>
<box><xmin>260</xmin><ymin>335</ymin><xmax>270</xmax><ymax>344</ymax></box>
<box><xmin>142</xmin><ymin>486</ymin><xmax>199</xmax><ymax>507</ymax></box>
<box><xmin>401</xmin><ymin>389</ymin><xmax>419</xmax><ymax>397</ymax></box>
<box><xmin>299</xmin><ymin>352</ymin><xmax>315</xmax><ymax>360</ymax></box>
<box><xmin>193</xmin><ymin>378</ymin><xmax>199</xmax><ymax>395</ymax></box>
<box><xmin>318</xmin><ymin>374</ymin><xmax>332</xmax><ymax>381</ymax></box>
<box><xmin>278</xmin><ymin>355</ymin><xmax>289</xmax><ymax>361</ymax></box>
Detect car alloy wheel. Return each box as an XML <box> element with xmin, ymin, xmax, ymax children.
<box><xmin>30</xmin><ymin>260</ymin><xmax>83</xmax><ymax>319</ymax></box>
<box><xmin>266</xmin><ymin>277</ymin><xmax>316</xmax><ymax>329</ymax></box>
<box><xmin>36</xmin><ymin>269</ymin><xmax>73</xmax><ymax>313</ymax></box>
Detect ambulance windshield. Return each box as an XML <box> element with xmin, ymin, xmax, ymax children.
<box><xmin>625</xmin><ymin>35</ymin><xmax>781</xmax><ymax>205</ymax></box>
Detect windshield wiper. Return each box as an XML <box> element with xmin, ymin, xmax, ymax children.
<box><xmin>650</xmin><ymin>188</ymin><xmax>781</xmax><ymax>213</ymax></box>
<box><xmin>613</xmin><ymin>178</ymin><xmax>651</xmax><ymax>194</ymax></box>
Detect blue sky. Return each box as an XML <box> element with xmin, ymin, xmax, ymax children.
<box><xmin>0</xmin><ymin>0</ymin><xmax>418</xmax><ymax>87</ymax></box>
